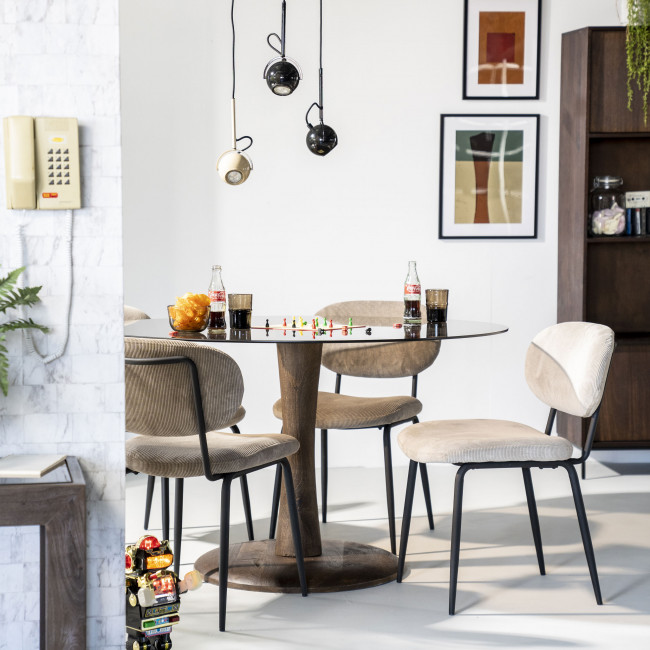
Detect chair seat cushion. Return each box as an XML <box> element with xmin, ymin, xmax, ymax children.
<box><xmin>397</xmin><ymin>419</ymin><xmax>574</xmax><ymax>464</ymax></box>
<box><xmin>126</xmin><ymin>431</ymin><xmax>299</xmax><ymax>478</ymax></box>
<box><xmin>273</xmin><ymin>391</ymin><xmax>422</xmax><ymax>429</ymax></box>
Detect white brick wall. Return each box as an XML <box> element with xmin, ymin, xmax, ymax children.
<box><xmin>0</xmin><ymin>1</ymin><xmax>124</xmax><ymax>648</ymax></box>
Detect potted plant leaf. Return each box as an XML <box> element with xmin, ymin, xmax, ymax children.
<box><xmin>626</xmin><ymin>0</ymin><xmax>650</xmax><ymax>122</ymax></box>
<box><xmin>0</xmin><ymin>267</ymin><xmax>48</xmax><ymax>397</ymax></box>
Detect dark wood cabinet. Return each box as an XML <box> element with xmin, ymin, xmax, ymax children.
<box><xmin>558</xmin><ymin>27</ymin><xmax>650</xmax><ymax>450</ymax></box>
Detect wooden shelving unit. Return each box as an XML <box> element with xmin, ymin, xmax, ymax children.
<box><xmin>558</xmin><ymin>27</ymin><xmax>650</xmax><ymax>452</ymax></box>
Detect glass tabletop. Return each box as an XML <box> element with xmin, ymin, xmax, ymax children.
<box><xmin>125</xmin><ymin>317</ymin><xmax>508</xmax><ymax>343</ymax></box>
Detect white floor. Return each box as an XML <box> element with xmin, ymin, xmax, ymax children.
<box><xmin>125</xmin><ymin>458</ymin><xmax>650</xmax><ymax>649</ymax></box>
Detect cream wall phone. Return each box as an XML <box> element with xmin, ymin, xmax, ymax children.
<box><xmin>3</xmin><ymin>116</ymin><xmax>81</xmax><ymax>210</ymax></box>
<box><xmin>3</xmin><ymin>115</ymin><xmax>80</xmax><ymax>365</ymax></box>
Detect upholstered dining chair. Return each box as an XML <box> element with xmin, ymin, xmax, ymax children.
<box><xmin>270</xmin><ymin>300</ymin><xmax>441</xmax><ymax>555</ymax></box>
<box><xmin>124</xmin><ymin>306</ymin><xmax>254</xmax><ymax>541</ymax></box>
<box><xmin>125</xmin><ymin>337</ymin><xmax>307</xmax><ymax>631</ymax></box>
<box><xmin>396</xmin><ymin>321</ymin><xmax>615</xmax><ymax>615</ymax></box>
<box><xmin>124</xmin><ymin>304</ymin><xmax>150</xmax><ymax>326</ymax></box>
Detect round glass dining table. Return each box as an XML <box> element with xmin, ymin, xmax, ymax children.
<box><xmin>125</xmin><ymin>317</ymin><xmax>508</xmax><ymax>593</ymax></box>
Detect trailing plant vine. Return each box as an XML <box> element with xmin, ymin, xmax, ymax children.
<box><xmin>0</xmin><ymin>267</ymin><xmax>48</xmax><ymax>397</ymax></box>
<box><xmin>626</xmin><ymin>0</ymin><xmax>650</xmax><ymax>123</ymax></box>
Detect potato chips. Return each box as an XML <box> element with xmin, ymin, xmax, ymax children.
<box><xmin>168</xmin><ymin>293</ymin><xmax>211</xmax><ymax>330</ymax></box>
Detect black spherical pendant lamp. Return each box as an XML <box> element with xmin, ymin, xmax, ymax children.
<box><xmin>263</xmin><ymin>0</ymin><xmax>302</xmax><ymax>96</ymax></box>
<box><xmin>306</xmin><ymin>0</ymin><xmax>337</xmax><ymax>156</ymax></box>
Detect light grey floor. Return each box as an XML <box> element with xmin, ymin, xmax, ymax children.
<box><xmin>125</xmin><ymin>459</ymin><xmax>650</xmax><ymax>649</ymax></box>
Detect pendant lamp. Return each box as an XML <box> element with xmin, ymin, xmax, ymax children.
<box><xmin>305</xmin><ymin>0</ymin><xmax>337</xmax><ymax>156</ymax></box>
<box><xmin>263</xmin><ymin>0</ymin><xmax>302</xmax><ymax>96</ymax></box>
<box><xmin>217</xmin><ymin>0</ymin><xmax>253</xmax><ymax>185</ymax></box>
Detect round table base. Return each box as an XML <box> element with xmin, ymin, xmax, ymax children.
<box><xmin>195</xmin><ymin>539</ymin><xmax>398</xmax><ymax>594</ymax></box>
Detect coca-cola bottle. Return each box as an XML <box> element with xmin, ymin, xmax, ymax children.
<box><xmin>208</xmin><ymin>264</ymin><xmax>227</xmax><ymax>331</ymax></box>
<box><xmin>403</xmin><ymin>260</ymin><xmax>422</xmax><ymax>324</ymax></box>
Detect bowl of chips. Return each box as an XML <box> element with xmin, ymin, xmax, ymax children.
<box><xmin>167</xmin><ymin>293</ymin><xmax>211</xmax><ymax>332</ymax></box>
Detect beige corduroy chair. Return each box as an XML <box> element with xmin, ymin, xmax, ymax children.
<box><xmin>270</xmin><ymin>300</ymin><xmax>441</xmax><ymax>555</ymax></box>
<box><xmin>124</xmin><ymin>304</ymin><xmax>151</xmax><ymax>326</ymax></box>
<box><xmin>125</xmin><ymin>337</ymin><xmax>307</xmax><ymax>631</ymax></box>
<box><xmin>124</xmin><ymin>306</ymin><xmax>254</xmax><ymax>540</ymax></box>
<box><xmin>396</xmin><ymin>322</ymin><xmax>615</xmax><ymax>615</ymax></box>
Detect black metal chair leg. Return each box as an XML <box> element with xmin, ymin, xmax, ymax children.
<box><xmin>564</xmin><ymin>462</ymin><xmax>602</xmax><ymax>604</ymax></box>
<box><xmin>280</xmin><ymin>458</ymin><xmax>308</xmax><ymax>597</ymax></box>
<box><xmin>269</xmin><ymin>463</ymin><xmax>282</xmax><ymax>539</ymax></box>
<box><xmin>321</xmin><ymin>429</ymin><xmax>328</xmax><ymax>523</ymax></box>
<box><xmin>161</xmin><ymin>477</ymin><xmax>170</xmax><ymax>543</ymax></box>
<box><xmin>522</xmin><ymin>468</ymin><xmax>545</xmax><ymax>575</ymax></box>
<box><xmin>173</xmin><ymin>478</ymin><xmax>184</xmax><ymax>576</ymax></box>
<box><xmin>382</xmin><ymin>425</ymin><xmax>397</xmax><ymax>555</ymax></box>
<box><xmin>239</xmin><ymin>476</ymin><xmax>254</xmax><ymax>541</ymax></box>
<box><xmin>397</xmin><ymin>460</ymin><xmax>418</xmax><ymax>582</ymax></box>
<box><xmin>239</xmin><ymin>475</ymin><xmax>254</xmax><ymax>541</ymax></box>
<box><xmin>419</xmin><ymin>463</ymin><xmax>435</xmax><ymax>531</ymax></box>
<box><xmin>219</xmin><ymin>476</ymin><xmax>232</xmax><ymax>632</ymax></box>
<box><xmin>231</xmin><ymin>425</ymin><xmax>255</xmax><ymax>541</ymax></box>
<box><xmin>144</xmin><ymin>475</ymin><xmax>155</xmax><ymax>530</ymax></box>
<box><xmin>582</xmin><ymin>462</ymin><xmax>586</xmax><ymax>480</ymax></box>
<box><xmin>449</xmin><ymin>465</ymin><xmax>469</xmax><ymax>615</ymax></box>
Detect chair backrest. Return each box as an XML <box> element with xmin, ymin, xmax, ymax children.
<box><xmin>125</xmin><ymin>337</ymin><xmax>244</xmax><ymax>436</ymax></box>
<box><xmin>316</xmin><ymin>300</ymin><xmax>440</xmax><ymax>378</ymax></box>
<box><xmin>524</xmin><ymin>322</ymin><xmax>615</xmax><ymax>418</ymax></box>
<box><xmin>124</xmin><ymin>305</ymin><xmax>150</xmax><ymax>326</ymax></box>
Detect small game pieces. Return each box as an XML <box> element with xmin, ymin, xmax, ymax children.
<box><xmin>393</xmin><ymin>323</ymin><xmax>403</xmax><ymax>328</ymax></box>
<box><xmin>348</xmin><ymin>317</ymin><xmax>353</xmax><ymax>328</ymax></box>
<box><xmin>329</xmin><ymin>319</ymin><xmax>333</xmax><ymax>329</ymax></box>
<box><xmin>312</xmin><ymin>319</ymin><xmax>316</xmax><ymax>330</ymax></box>
<box><xmin>283</xmin><ymin>317</ymin><xmax>287</xmax><ymax>327</ymax></box>
<box><xmin>292</xmin><ymin>317</ymin><xmax>296</xmax><ymax>328</ymax></box>
<box><xmin>365</xmin><ymin>327</ymin><xmax>372</xmax><ymax>335</ymax></box>
<box><xmin>265</xmin><ymin>318</ymin><xmax>270</xmax><ymax>328</ymax></box>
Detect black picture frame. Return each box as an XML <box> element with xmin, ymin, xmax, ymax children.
<box><xmin>439</xmin><ymin>114</ymin><xmax>540</xmax><ymax>239</ymax></box>
<box><xmin>463</xmin><ymin>0</ymin><xmax>542</xmax><ymax>100</ymax></box>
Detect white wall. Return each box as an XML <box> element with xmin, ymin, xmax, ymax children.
<box><xmin>0</xmin><ymin>1</ymin><xmax>124</xmax><ymax>648</ymax></box>
<box><xmin>121</xmin><ymin>0</ymin><xmax>625</xmax><ymax>470</ymax></box>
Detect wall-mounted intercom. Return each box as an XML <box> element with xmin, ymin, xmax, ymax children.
<box><xmin>3</xmin><ymin>115</ymin><xmax>81</xmax><ymax>210</ymax></box>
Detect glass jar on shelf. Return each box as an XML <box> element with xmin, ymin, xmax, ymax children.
<box><xmin>589</xmin><ymin>175</ymin><xmax>626</xmax><ymax>236</ymax></box>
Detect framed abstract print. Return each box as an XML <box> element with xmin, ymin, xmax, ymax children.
<box><xmin>439</xmin><ymin>114</ymin><xmax>539</xmax><ymax>239</ymax></box>
<box><xmin>463</xmin><ymin>0</ymin><xmax>541</xmax><ymax>99</ymax></box>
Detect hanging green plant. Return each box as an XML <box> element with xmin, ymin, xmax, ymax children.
<box><xmin>0</xmin><ymin>267</ymin><xmax>49</xmax><ymax>397</ymax></box>
<box><xmin>626</xmin><ymin>0</ymin><xmax>650</xmax><ymax>123</ymax></box>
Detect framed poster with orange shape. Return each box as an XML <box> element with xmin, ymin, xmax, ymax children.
<box><xmin>463</xmin><ymin>0</ymin><xmax>541</xmax><ymax>99</ymax></box>
<box><xmin>439</xmin><ymin>114</ymin><xmax>539</xmax><ymax>239</ymax></box>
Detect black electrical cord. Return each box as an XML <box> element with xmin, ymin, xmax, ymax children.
<box><xmin>230</xmin><ymin>0</ymin><xmax>252</xmax><ymax>151</ymax></box>
<box><xmin>306</xmin><ymin>0</ymin><xmax>325</xmax><ymax>127</ymax></box>
<box><xmin>231</xmin><ymin>0</ymin><xmax>236</xmax><ymax>99</ymax></box>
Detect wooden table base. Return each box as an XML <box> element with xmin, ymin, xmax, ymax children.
<box><xmin>195</xmin><ymin>539</ymin><xmax>398</xmax><ymax>594</ymax></box>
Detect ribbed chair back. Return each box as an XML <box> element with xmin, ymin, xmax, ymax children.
<box><xmin>317</xmin><ymin>300</ymin><xmax>440</xmax><ymax>378</ymax></box>
<box><xmin>124</xmin><ymin>305</ymin><xmax>150</xmax><ymax>325</ymax></box>
<box><xmin>524</xmin><ymin>322</ymin><xmax>615</xmax><ymax>418</ymax></box>
<box><xmin>125</xmin><ymin>337</ymin><xmax>244</xmax><ymax>436</ymax></box>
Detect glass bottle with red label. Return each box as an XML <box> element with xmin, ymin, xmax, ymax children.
<box><xmin>208</xmin><ymin>265</ymin><xmax>227</xmax><ymax>331</ymax></box>
<box><xmin>403</xmin><ymin>260</ymin><xmax>422</xmax><ymax>324</ymax></box>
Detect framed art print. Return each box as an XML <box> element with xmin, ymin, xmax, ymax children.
<box><xmin>439</xmin><ymin>114</ymin><xmax>539</xmax><ymax>239</ymax></box>
<box><xmin>463</xmin><ymin>0</ymin><xmax>541</xmax><ymax>99</ymax></box>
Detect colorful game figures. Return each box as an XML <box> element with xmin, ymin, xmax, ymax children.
<box><xmin>125</xmin><ymin>535</ymin><xmax>201</xmax><ymax>650</ymax></box>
